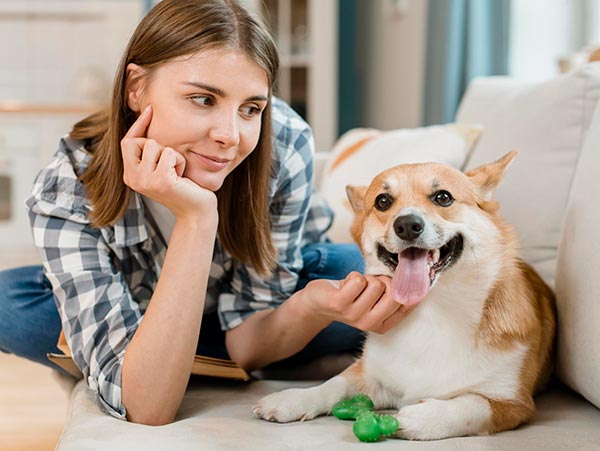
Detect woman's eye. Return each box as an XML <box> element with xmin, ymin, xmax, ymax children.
<box><xmin>375</xmin><ymin>193</ymin><xmax>393</xmax><ymax>211</ymax></box>
<box><xmin>241</xmin><ymin>105</ymin><xmax>261</xmax><ymax>117</ymax></box>
<box><xmin>431</xmin><ymin>190</ymin><xmax>454</xmax><ymax>207</ymax></box>
<box><xmin>191</xmin><ymin>95</ymin><xmax>213</xmax><ymax>106</ymax></box>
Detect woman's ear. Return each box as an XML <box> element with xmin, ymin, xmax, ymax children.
<box><xmin>125</xmin><ymin>63</ymin><xmax>147</xmax><ymax>112</ymax></box>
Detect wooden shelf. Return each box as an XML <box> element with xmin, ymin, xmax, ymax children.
<box><xmin>252</xmin><ymin>0</ymin><xmax>337</xmax><ymax>150</ymax></box>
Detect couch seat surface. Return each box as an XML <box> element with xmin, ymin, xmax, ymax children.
<box><xmin>57</xmin><ymin>378</ymin><xmax>600</xmax><ymax>451</ymax></box>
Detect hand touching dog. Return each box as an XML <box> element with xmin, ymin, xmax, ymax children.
<box><xmin>300</xmin><ymin>272</ymin><xmax>415</xmax><ymax>335</ymax></box>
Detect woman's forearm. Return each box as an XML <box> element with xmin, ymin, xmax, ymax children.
<box><xmin>225</xmin><ymin>289</ymin><xmax>332</xmax><ymax>371</ymax></box>
<box><xmin>122</xmin><ymin>216</ymin><xmax>216</xmax><ymax>425</ymax></box>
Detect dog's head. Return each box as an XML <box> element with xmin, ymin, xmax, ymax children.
<box><xmin>346</xmin><ymin>151</ymin><xmax>517</xmax><ymax>307</ymax></box>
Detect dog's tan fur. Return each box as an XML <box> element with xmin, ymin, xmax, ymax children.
<box><xmin>477</xmin><ymin>259</ymin><xmax>556</xmax><ymax>433</ymax></box>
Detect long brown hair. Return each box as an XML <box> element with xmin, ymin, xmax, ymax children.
<box><xmin>72</xmin><ymin>0</ymin><xmax>279</xmax><ymax>275</ymax></box>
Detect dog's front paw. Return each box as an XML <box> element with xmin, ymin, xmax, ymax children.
<box><xmin>395</xmin><ymin>398</ymin><xmax>453</xmax><ymax>441</ymax></box>
<box><xmin>253</xmin><ymin>388</ymin><xmax>326</xmax><ymax>423</ymax></box>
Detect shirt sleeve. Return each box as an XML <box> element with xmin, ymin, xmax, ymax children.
<box><xmin>217</xmin><ymin>102</ymin><xmax>319</xmax><ymax>331</ymax></box>
<box><xmin>28</xmin><ymin>207</ymin><xmax>141</xmax><ymax>420</ymax></box>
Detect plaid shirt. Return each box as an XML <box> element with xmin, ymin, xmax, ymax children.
<box><xmin>26</xmin><ymin>98</ymin><xmax>333</xmax><ymax>419</ymax></box>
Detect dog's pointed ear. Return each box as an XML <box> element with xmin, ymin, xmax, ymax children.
<box><xmin>465</xmin><ymin>150</ymin><xmax>518</xmax><ymax>201</ymax></box>
<box><xmin>345</xmin><ymin>185</ymin><xmax>368</xmax><ymax>213</ymax></box>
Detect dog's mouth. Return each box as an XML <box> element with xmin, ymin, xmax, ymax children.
<box><xmin>377</xmin><ymin>234</ymin><xmax>464</xmax><ymax>306</ymax></box>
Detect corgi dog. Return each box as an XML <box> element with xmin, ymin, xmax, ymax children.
<box><xmin>253</xmin><ymin>152</ymin><xmax>556</xmax><ymax>440</ymax></box>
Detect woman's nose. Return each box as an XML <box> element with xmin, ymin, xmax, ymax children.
<box><xmin>209</xmin><ymin>109</ymin><xmax>240</xmax><ymax>148</ymax></box>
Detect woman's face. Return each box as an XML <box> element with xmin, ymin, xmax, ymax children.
<box><xmin>128</xmin><ymin>47</ymin><xmax>269</xmax><ymax>192</ymax></box>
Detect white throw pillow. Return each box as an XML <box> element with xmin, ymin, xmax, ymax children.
<box><xmin>555</xmin><ymin>98</ymin><xmax>600</xmax><ymax>410</ymax></box>
<box><xmin>457</xmin><ymin>63</ymin><xmax>600</xmax><ymax>287</ymax></box>
<box><xmin>319</xmin><ymin>124</ymin><xmax>482</xmax><ymax>243</ymax></box>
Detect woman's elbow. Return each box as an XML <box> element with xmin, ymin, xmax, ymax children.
<box><xmin>239</xmin><ymin>358</ymin><xmax>259</xmax><ymax>373</ymax></box>
<box><xmin>124</xmin><ymin>397</ymin><xmax>178</xmax><ymax>426</ymax></box>
<box><xmin>226</xmin><ymin>343</ymin><xmax>263</xmax><ymax>372</ymax></box>
<box><xmin>227</xmin><ymin>346</ymin><xmax>257</xmax><ymax>372</ymax></box>
<box><xmin>126</xmin><ymin>409</ymin><xmax>176</xmax><ymax>426</ymax></box>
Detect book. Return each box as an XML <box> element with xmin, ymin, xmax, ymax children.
<box><xmin>47</xmin><ymin>331</ymin><xmax>251</xmax><ymax>381</ymax></box>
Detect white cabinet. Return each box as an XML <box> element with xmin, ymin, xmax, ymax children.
<box><xmin>0</xmin><ymin>1</ymin><xmax>144</xmax><ymax>106</ymax></box>
<box><xmin>251</xmin><ymin>0</ymin><xmax>338</xmax><ymax>151</ymax></box>
<box><xmin>0</xmin><ymin>109</ymin><xmax>94</xmax><ymax>247</ymax></box>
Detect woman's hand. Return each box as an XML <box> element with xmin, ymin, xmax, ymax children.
<box><xmin>121</xmin><ymin>105</ymin><xmax>218</xmax><ymax>225</ymax></box>
<box><xmin>301</xmin><ymin>272</ymin><xmax>415</xmax><ymax>335</ymax></box>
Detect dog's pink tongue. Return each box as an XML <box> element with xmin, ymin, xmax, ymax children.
<box><xmin>391</xmin><ymin>248</ymin><xmax>430</xmax><ymax>305</ymax></box>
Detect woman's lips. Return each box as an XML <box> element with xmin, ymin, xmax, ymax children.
<box><xmin>189</xmin><ymin>152</ymin><xmax>230</xmax><ymax>170</ymax></box>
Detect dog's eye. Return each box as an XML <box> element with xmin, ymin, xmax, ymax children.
<box><xmin>375</xmin><ymin>193</ymin><xmax>393</xmax><ymax>211</ymax></box>
<box><xmin>432</xmin><ymin>190</ymin><xmax>454</xmax><ymax>207</ymax></box>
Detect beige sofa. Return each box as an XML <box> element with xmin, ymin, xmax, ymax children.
<box><xmin>56</xmin><ymin>65</ymin><xmax>600</xmax><ymax>450</ymax></box>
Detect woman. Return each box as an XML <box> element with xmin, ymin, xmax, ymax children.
<box><xmin>0</xmin><ymin>0</ymin><xmax>412</xmax><ymax>425</ymax></box>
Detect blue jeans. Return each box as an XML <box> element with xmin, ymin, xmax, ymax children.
<box><xmin>0</xmin><ymin>242</ymin><xmax>365</xmax><ymax>372</ymax></box>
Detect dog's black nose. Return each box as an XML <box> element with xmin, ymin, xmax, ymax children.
<box><xmin>394</xmin><ymin>214</ymin><xmax>425</xmax><ymax>241</ymax></box>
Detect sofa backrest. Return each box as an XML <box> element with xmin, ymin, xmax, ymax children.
<box><xmin>555</xmin><ymin>95</ymin><xmax>600</xmax><ymax>410</ymax></box>
<box><xmin>455</xmin><ymin>63</ymin><xmax>600</xmax><ymax>287</ymax></box>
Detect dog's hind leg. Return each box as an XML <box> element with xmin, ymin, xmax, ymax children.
<box><xmin>394</xmin><ymin>393</ymin><xmax>535</xmax><ymax>440</ymax></box>
<box><xmin>253</xmin><ymin>360</ymin><xmax>373</xmax><ymax>423</ymax></box>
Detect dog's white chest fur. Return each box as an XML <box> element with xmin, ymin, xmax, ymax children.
<box><xmin>362</xmin><ymin>287</ymin><xmax>528</xmax><ymax>407</ymax></box>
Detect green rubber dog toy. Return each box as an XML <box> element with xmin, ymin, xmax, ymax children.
<box><xmin>332</xmin><ymin>394</ymin><xmax>399</xmax><ymax>442</ymax></box>
<box><xmin>332</xmin><ymin>394</ymin><xmax>374</xmax><ymax>420</ymax></box>
<box><xmin>353</xmin><ymin>411</ymin><xmax>399</xmax><ymax>442</ymax></box>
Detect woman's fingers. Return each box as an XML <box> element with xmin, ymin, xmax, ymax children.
<box><xmin>173</xmin><ymin>150</ymin><xmax>186</xmax><ymax>177</ymax></box>
<box><xmin>337</xmin><ymin>274</ymin><xmax>416</xmax><ymax>333</ymax></box>
<box><xmin>121</xmin><ymin>105</ymin><xmax>153</xmax><ymax>166</ymax></box>
<box><xmin>156</xmin><ymin>147</ymin><xmax>186</xmax><ymax>179</ymax></box>
<box><xmin>124</xmin><ymin>105</ymin><xmax>152</xmax><ymax>139</ymax></box>
<box><xmin>121</xmin><ymin>137</ymin><xmax>147</xmax><ymax>166</ymax></box>
<box><xmin>336</xmin><ymin>272</ymin><xmax>368</xmax><ymax>301</ymax></box>
<box><xmin>365</xmin><ymin>277</ymin><xmax>398</xmax><ymax>316</ymax></box>
<box><xmin>139</xmin><ymin>140</ymin><xmax>162</xmax><ymax>174</ymax></box>
<box><xmin>306</xmin><ymin>272</ymin><xmax>416</xmax><ymax>333</ymax></box>
<box><xmin>117</xmin><ymin>105</ymin><xmax>216</xmax><ymax>218</ymax></box>
<box><xmin>345</xmin><ymin>275</ymin><xmax>386</xmax><ymax>322</ymax></box>
<box><xmin>366</xmin><ymin>276</ymin><xmax>415</xmax><ymax>333</ymax></box>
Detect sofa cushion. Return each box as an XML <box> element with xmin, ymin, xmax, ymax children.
<box><xmin>57</xmin><ymin>379</ymin><xmax>600</xmax><ymax>450</ymax></box>
<box><xmin>456</xmin><ymin>63</ymin><xmax>600</xmax><ymax>287</ymax></box>
<box><xmin>319</xmin><ymin>124</ymin><xmax>482</xmax><ymax>243</ymax></box>
<box><xmin>555</xmin><ymin>97</ymin><xmax>600</xmax><ymax>410</ymax></box>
